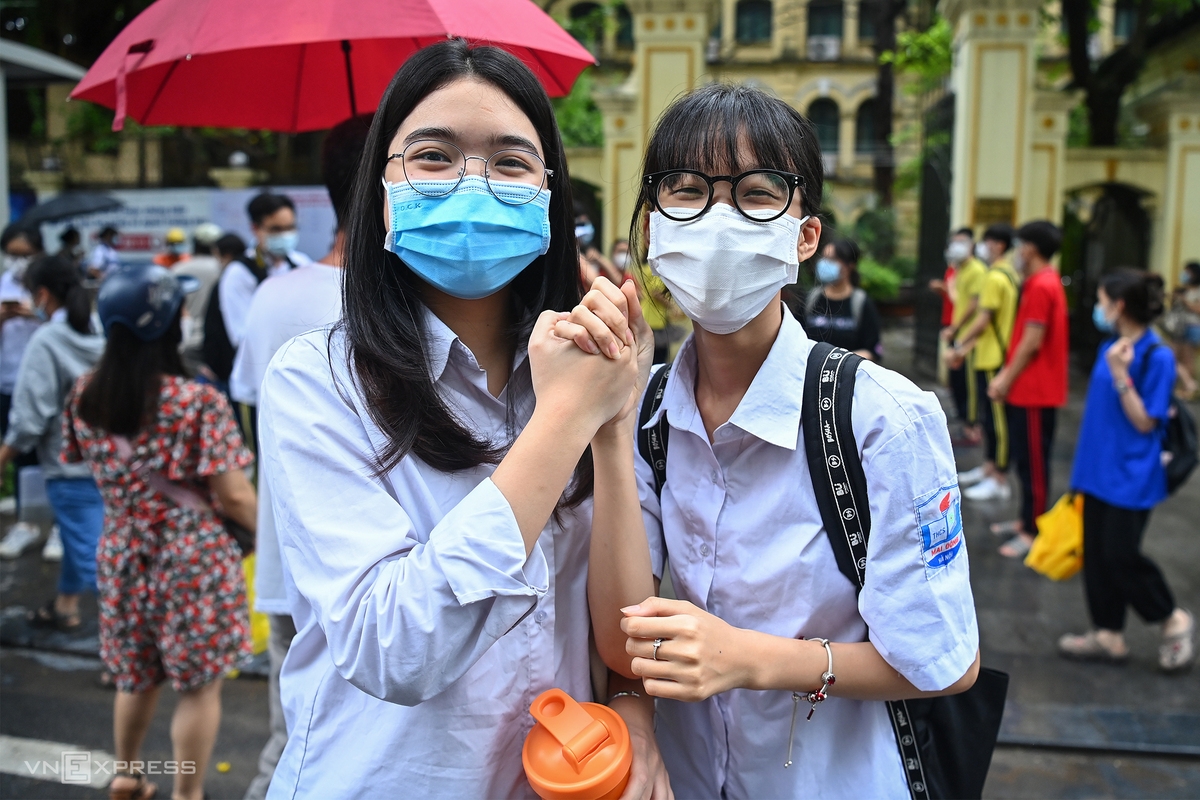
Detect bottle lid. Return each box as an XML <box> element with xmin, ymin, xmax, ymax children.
<box><xmin>522</xmin><ymin>688</ymin><xmax>632</xmax><ymax>800</ymax></box>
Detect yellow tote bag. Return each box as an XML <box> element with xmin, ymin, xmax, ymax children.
<box><xmin>1024</xmin><ymin>493</ymin><xmax>1084</xmax><ymax>580</ymax></box>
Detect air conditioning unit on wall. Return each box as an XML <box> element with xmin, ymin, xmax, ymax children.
<box><xmin>807</xmin><ymin>36</ymin><xmax>841</xmax><ymax>61</ymax></box>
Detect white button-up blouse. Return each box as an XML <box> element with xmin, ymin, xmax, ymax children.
<box><xmin>637</xmin><ymin>310</ymin><xmax>979</xmax><ymax>800</ymax></box>
<box><xmin>259</xmin><ymin>313</ymin><xmax>593</xmax><ymax>799</ymax></box>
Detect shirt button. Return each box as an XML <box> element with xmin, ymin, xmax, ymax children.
<box><xmin>534</xmin><ymin>610</ymin><xmax>547</xmax><ymax>623</ymax></box>
<box><xmin>700</xmin><ymin>544</ymin><xmax>711</xmax><ymax>557</ymax></box>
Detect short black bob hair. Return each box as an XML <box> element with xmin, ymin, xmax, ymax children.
<box><xmin>982</xmin><ymin>223</ymin><xmax>1013</xmax><ymax>251</ymax></box>
<box><xmin>1100</xmin><ymin>268</ymin><xmax>1165</xmax><ymax>325</ymax></box>
<box><xmin>953</xmin><ymin>227</ymin><xmax>974</xmax><ymax>240</ymax></box>
<box><xmin>1</xmin><ymin>223</ymin><xmax>43</xmax><ymax>253</ymax></box>
<box><xmin>247</xmin><ymin>193</ymin><xmax>295</xmax><ymax>226</ymax></box>
<box><xmin>339</xmin><ymin>39</ymin><xmax>588</xmax><ymax>501</ymax></box>
<box><xmin>630</xmin><ymin>83</ymin><xmax>824</xmax><ymax>257</ymax></box>
<box><xmin>1016</xmin><ymin>220</ymin><xmax>1062</xmax><ymax>260</ymax></box>
<box><xmin>828</xmin><ymin>237</ymin><xmax>861</xmax><ymax>266</ymax></box>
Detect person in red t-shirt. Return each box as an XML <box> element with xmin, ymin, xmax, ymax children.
<box><xmin>987</xmin><ymin>221</ymin><xmax>1068</xmax><ymax>557</ymax></box>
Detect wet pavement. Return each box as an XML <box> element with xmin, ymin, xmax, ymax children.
<box><xmin>1</xmin><ymin>318</ymin><xmax>1198</xmax><ymax>799</ymax></box>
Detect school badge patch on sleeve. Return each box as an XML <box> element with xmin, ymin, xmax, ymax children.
<box><xmin>916</xmin><ymin>485</ymin><xmax>964</xmax><ymax>578</ymax></box>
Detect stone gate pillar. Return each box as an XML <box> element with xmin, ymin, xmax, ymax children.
<box><xmin>595</xmin><ymin>0</ymin><xmax>712</xmax><ymax>250</ymax></box>
<box><xmin>942</xmin><ymin>0</ymin><xmax>1042</xmax><ymax>230</ymax></box>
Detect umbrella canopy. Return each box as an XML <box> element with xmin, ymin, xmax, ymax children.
<box><xmin>19</xmin><ymin>192</ymin><xmax>123</xmax><ymax>225</ymax></box>
<box><xmin>70</xmin><ymin>0</ymin><xmax>596</xmax><ymax>133</ymax></box>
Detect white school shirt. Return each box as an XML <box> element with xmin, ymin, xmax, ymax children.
<box><xmin>637</xmin><ymin>309</ymin><xmax>978</xmax><ymax>800</ymax></box>
<box><xmin>258</xmin><ymin>315</ymin><xmax>593</xmax><ymax>800</ymax></box>
<box><xmin>229</xmin><ymin>262</ymin><xmax>343</xmax><ymax>615</ymax></box>
<box><xmin>217</xmin><ymin>248</ymin><xmax>313</xmax><ymax>348</ymax></box>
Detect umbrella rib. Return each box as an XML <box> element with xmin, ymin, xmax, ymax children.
<box><xmin>527</xmin><ymin>48</ymin><xmax>566</xmax><ymax>97</ymax></box>
<box><xmin>140</xmin><ymin>58</ymin><xmax>180</xmax><ymax>125</ymax></box>
<box><xmin>291</xmin><ymin>42</ymin><xmax>307</xmax><ymax>133</ymax></box>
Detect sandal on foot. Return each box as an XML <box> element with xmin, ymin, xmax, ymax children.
<box><xmin>108</xmin><ymin>771</ymin><xmax>157</xmax><ymax>800</ymax></box>
<box><xmin>1058</xmin><ymin>631</ymin><xmax>1129</xmax><ymax>662</ymax></box>
<box><xmin>1160</xmin><ymin>609</ymin><xmax>1195</xmax><ymax>673</ymax></box>
<box><xmin>27</xmin><ymin>600</ymin><xmax>81</xmax><ymax>633</ymax></box>
<box><xmin>990</xmin><ymin>519</ymin><xmax>1022</xmax><ymax>536</ymax></box>
<box><xmin>999</xmin><ymin>534</ymin><xmax>1033</xmax><ymax>558</ymax></box>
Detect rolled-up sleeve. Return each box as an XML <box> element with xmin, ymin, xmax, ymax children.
<box><xmin>259</xmin><ymin>337</ymin><xmax>547</xmax><ymax>707</ymax></box>
<box><xmin>857</xmin><ymin>373</ymin><xmax>979</xmax><ymax>692</ymax></box>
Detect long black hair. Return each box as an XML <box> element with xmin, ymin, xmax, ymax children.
<box><xmin>340</xmin><ymin>39</ymin><xmax>590</xmax><ymax>501</ymax></box>
<box><xmin>24</xmin><ymin>255</ymin><xmax>91</xmax><ymax>334</ymax></box>
<box><xmin>76</xmin><ymin>309</ymin><xmax>186</xmax><ymax>435</ymax></box>
<box><xmin>630</xmin><ymin>83</ymin><xmax>826</xmax><ymax>259</ymax></box>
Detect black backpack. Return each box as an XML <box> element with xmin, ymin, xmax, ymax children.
<box><xmin>637</xmin><ymin>343</ymin><xmax>1008</xmax><ymax>800</ymax></box>
<box><xmin>1138</xmin><ymin>344</ymin><xmax>1198</xmax><ymax>494</ymax></box>
<box><xmin>203</xmin><ymin>255</ymin><xmax>269</xmax><ymax>382</ymax></box>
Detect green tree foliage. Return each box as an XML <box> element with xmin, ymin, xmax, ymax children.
<box><xmin>553</xmin><ymin>69</ymin><xmax>604</xmax><ymax>149</ymax></box>
<box><xmin>880</xmin><ymin>16</ymin><xmax>953</xmax><ymax>97</ymax></box>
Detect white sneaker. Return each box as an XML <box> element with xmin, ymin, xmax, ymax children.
<box><xmin>0</xmin><ymin>522</ymin><xmax>40</xmax><ymax>559</ymax></box>
<box><xmin>0</xmin><ymin>496</ymin><xmax>15</xmax><ymax>514</ymax></box>
<box><xmin>964</xmin><ymin>476</ymin><xmax>1012</xmax><ymax>501</ymax></box>
<box><xmin>957</xmin><ymin>465</ymin><xmax>988</xmax><ymax>487</ymax></box>
<box><xmin>42</xmin><ymin>525</ymin><xmax>62</xmax><ymax>562</ymax></box>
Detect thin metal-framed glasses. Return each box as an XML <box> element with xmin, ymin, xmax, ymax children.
<box><xmin>645</xmin><ymin>169</ymin><xmax>805</xmax><ymax>222</ymax></box>
<box><xmin>386</xmin><ymin>139</ymin><xmax>553</xmax><ymax>206</ymax></box>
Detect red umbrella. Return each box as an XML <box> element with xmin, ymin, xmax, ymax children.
<box><xmin>70</xmin><ymin>0</ymin><xmax>595</xmax><ymax>133</ymax></box>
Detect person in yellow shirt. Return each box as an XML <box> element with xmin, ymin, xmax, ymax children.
<box><xmin>941</xmin><ymin>227</ymin><xmax>987</xmax><ymax>443</ymax></box>
<box><xmin>950</xmin><ymin>224</ymin><xmax>1021</xmax><ymax>502</ymax></box>
<box><xmin>632</xmin><ymin>239</ymin><xmax>674</xmax><ymax>364</ymax></box>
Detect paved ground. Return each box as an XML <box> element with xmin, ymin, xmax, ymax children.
<box><xmin>0</xmin><ymin>318</ymin><xmax>1197</xmax><ymax>799</ymax></box>
<box><xmin>884</xmin><ymin>323</ymin><xmax>1200</xmax><ymax>798</ymax></box>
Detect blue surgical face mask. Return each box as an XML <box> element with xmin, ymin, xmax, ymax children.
<box><xmin>265</xmin><ymin>231</ymin><xmax>299</xmax><ymax>256</ymax></box>
<box><xmin>383</xmin><ymin>176</ymin><xmax>551</xmax><ymax>300</ymax></box>
<box><xmin>33</xmin><ymin>304</ymin><xmax>48</xmax><ymax>322</ymax></box>
<box><xmin>1092</xmin><ymin>303</ymin><xmax>1115</xmax><ymax>334</ymax></box>
<box><xmin>575</xmin><ymin>221</ymin><xmax>595</xmax><ymax>248</ymax></box>
<box><xmin>816</xmin><ymin>258</ymin><xmax>841</xmax><ymax>284</ymax></box>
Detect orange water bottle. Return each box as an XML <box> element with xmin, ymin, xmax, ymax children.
<box><xmin>523</xmin><ymin>688</ymin><xmax>632</xmax><ymax>800</ymax></box>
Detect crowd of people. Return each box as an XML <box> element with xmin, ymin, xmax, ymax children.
<box><xmin>0</xmin><ymin>36</ymin><xmax>1193</xmax><ymax>800</ymax></box>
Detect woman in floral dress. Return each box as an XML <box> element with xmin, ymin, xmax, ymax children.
<box><xmin>62</xmin><ymin>265</ymin><xmax>257</xmax><ymax>800</ymax></box>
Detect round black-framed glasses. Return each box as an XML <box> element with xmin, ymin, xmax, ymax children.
<box><xmin>645</xmin><ymin>169</ymin><xmax>805</xmax><ymax>223</ymax></box>
<box><xmin>386</xmin><ymin>139</ymin><xmax>554</xmax><ymax>206</ymax></box>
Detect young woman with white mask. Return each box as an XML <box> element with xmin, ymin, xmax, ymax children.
<box><xmin>564</xmin><ymin>84</ymin><xmax>981</xmax><ymax>799</ymax></box>
<box><xmin>256</xmin><ymin>41</ymin><xmax>668</xmax><ymax>800</ymax></box>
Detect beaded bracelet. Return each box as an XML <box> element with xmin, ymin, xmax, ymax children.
<box><xmin>607</xmin><ymin>690</ymin><xmax>642</xmax><ymax>704</ymax></box>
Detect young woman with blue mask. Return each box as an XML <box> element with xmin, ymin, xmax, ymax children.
<box><xmin>570</xmin><ymin>84</ymin><xmax>980</xmax><ymax>799</ymax></box>
<box><xmin>1060</xmin><ymin>269</ymin><xmax>1193</xmax><ymax>671</ymax></box>
<box><xmin>256</xmin><ymin>40</ymin><xmax>669</xmax><ymax>799</ymax></box>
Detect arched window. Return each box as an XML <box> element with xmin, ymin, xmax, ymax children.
<box><xmin>1113</xmin><ymin>0</ymin><xmax>1136</xmax><ymax>39</ymax></box>
<box><xmin>808</xmin><ymin>98</ymin><xmax>840</xmax><ymax>155</ymax></box>
<box><xmin>569</xmin><ymin>2</ymin><xmax>604</xmax><ymax>50</ymax></box>
<box><xmin>807</xmin><ymin>0</ymin><xmax>844</xmax><ymax>38</ymax></box>
<box><xmin>736</xmin><ymin>0</ymin><xmax>773</xmax><ymax>44</ymax></box>
<box><xmin>858</xmin><ymin>0</ymin><xmax>878</xmax><ymax>41</ymax></box>
<box><xmin>855</xmin><ymin>99</ymin><xmax>877</xmax><ymax>154</ymax></box>
<box><xmin>615</xmin><ymin>4</ymin><xmax>634</xmax><ymax>49</ymax></box>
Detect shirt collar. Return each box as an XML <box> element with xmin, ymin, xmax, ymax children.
<box><xmin>50</xmin><ymin>307</ymin><xmax>68</xmax><ymax>323</ymax></box>
<box><xmin>420</xmin><ymin>305</ymin><xmax>530</xmax><ymax>385</ymax></box>
<box><xmin>643</xmin><ymin>307</ymin><xmax>810</xmax><ymax>451</ymax></box>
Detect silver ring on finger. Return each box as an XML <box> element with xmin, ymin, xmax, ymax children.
<box><xmin>652</xmin><ymin>638</ymin><xmax>663</xmax><ymax>661</ymax></box>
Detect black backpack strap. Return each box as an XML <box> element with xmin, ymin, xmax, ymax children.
<box><xmin>637</xmin><ymin>365</ymin><xmax>671</xmax><ymax>498</ymax></box>
<box><xmin>802</xmin><ymin>342</ymin><xmax>870</xmax><ymax>588</ymax></box>
<box><xmin>801</xmin><ymin>341</ymin><xmax>930</xmax><ymax>800</ymax></box>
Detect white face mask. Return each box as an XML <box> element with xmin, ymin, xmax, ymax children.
<box><xmin>649</xmin><ymin>205</ymin><xmax>807</xmax><ymax>335</ymax></box>
<box><xmin>974</xmin><ymin>242</ymin><xmax>990</xmax><ymax>264</ymax></box>
<box><xmin>945</xmin><ymin>240</ymin><xmax>971</xmax><ymax>264</ymax></box>
<box><xmin>3</xmin><ymin>254</ymin><xmax>31</xmax><ymax>278</ymax></box>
